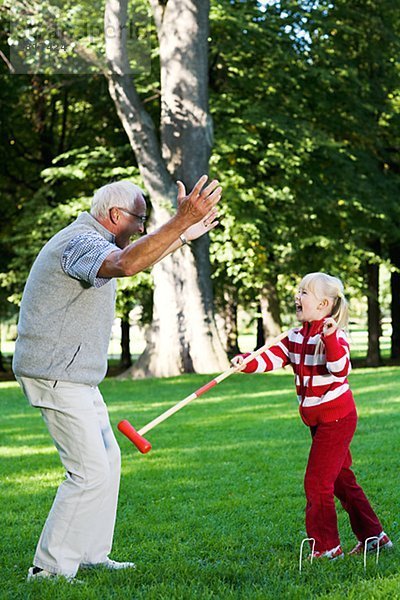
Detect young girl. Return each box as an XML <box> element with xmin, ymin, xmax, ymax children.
<box><xmin>233</xmin><ymin>272</ymin><xmax>392</xmax><ymax>559</ymax></box>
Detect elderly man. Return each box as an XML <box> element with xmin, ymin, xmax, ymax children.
<box><xmin>13</xmin><ymin>175</ymin><xmax>221</xmax><ymax>581</ymax></box>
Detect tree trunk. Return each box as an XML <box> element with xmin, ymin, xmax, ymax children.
<box><xmin>120</xmin><ymin>317</ymin><xmax>132</xmax><ymax>368</ymax></box>
<box><xmin>256</xmin><ymin>314</ymin><xmax>265</xmax><ymax>349</ymax></box>
<box><xmin>259</xmin><ymin>280</ymin><xmax>282</xmax><ymax>341</ymax></box>
<box><xmin>221</xmin><ymin>288</ymin><xmax>240</xmax><ymax>355</ymax></box>
<box><xmin>104</xmin><ymin>0</ymin><xmax>228</xmax><ymax>376</ymax></box>
<box><xmin>0</xmin><ymin>351</ymin><xmax>5</xmax><ymax>372</ymax></box>
<box><xmin>0</xmin><ymin>324</ymin><xmax>5</xmax><ymax>372</ymax></box>
<box><xmin>390</xmin><ymin>244</ymin><xmax>400</xmax><ymax>360</ymax></box>
<box><xmin>365</xmin><ymin>261</ymin><xmax>382</xmax><ymax>366</ymax></box>
<box><xmin>31</xmin><ymin>76</ymin><xmax>55</xmax><ymax>168</ymax></box>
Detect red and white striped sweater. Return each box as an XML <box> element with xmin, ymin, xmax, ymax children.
<box><xmin>241</xmin><ymin>319</ymin><xmax>356</xmax><ymax>426</ymax></box>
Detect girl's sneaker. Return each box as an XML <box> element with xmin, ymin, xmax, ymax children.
<box><xmin>348</xmin><ymin>531</ymin><xmax>393</xmax><ymax>556</ymax></box>
<box><xmin>312</xmin><ymin>545</ymin><xmax>344</xmax><ymax>560</ymax></box>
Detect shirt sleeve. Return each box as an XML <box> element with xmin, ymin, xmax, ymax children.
<box><xmin>61</xmin><ymin>232</ymin><xmax>117</xmax><ymax>288</ymax></box>
<box><xmin>240</xmin><ymin>336</ymin><xmax>291</xmax><ymax>373</ymax></box>
<box><xmin>323</xmin><ymin>330</ymin><xmax>351</xmax><ymax>377</ymax></box>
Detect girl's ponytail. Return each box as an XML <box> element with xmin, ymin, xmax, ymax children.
<box><xmin>330</xmin><ymin>293</ymin><xmax>349</xmax><ymax>332</ymax></box>
<box><xmin>298</xmin><ymin>272</ymin><xmax>349</xmax><ymax>356</ymax></box>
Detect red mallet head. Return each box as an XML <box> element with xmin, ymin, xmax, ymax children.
<box><xmin>117</xmin><ymin>420</ymin><xmax>152</xmax><ymax>454</ymax></box>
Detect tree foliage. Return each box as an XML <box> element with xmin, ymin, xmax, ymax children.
<box><xmin>208</xmin><ymin>0</ymin><xmax>400</xmax><ymax>345</ymax></box>
<box><xmin>1</xmin><ymin>0</ymin><xmax>399</xmax><ymax>364</ymax></box>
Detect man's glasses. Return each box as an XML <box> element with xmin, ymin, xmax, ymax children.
<box><xmin>114</xmin><ymin>207</ymin><xmax>148</xmax><ymax>224</ymax></box>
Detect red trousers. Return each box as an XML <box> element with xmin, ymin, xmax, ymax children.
<box><xmin>304</xmin><ymin>409</ymin><xmax>382</xmax><ymax>552</ymax></box>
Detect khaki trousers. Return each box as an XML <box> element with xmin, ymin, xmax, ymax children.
<box><xmin>17</xmin><ymin>377</ymin><xmax>121</xmax><ymax>577</ymax></box>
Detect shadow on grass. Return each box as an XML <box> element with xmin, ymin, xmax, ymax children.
<box><xmin>1</xmin><ymin>370</ymin><xmax>399</xmax><ymax>599</ymax></box>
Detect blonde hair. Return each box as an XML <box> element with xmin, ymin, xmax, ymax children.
<box><xmin>90</xmin><ymin>181</ymin><xmax>145</xmax><ymax>219</ymax></box>
<box><xmin>299</xmin><ymin>272</ymin><xmax>349</xmax><ymax>331</ymax></box>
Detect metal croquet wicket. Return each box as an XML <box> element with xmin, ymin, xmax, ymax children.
<box><xmin>363</xmin><ymin>536</ymin><xmax>380</xmax><ymax>572</ymax></box>
<box><xmin>299</xmin><ymin>537</ymin><xmax>315</xmax><ymax>573</ymax></box>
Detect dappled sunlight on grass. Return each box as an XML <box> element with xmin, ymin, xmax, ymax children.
<box><xmin>0</xmin><ymin>381</ymin><xmax>20</xmax><ymax>391</ymax></box>
<box><xmin>1</xmin><ymin>427</ymin><xmax>51</xmax><ymax>447</ymax></box>
<box><xmin>182</xmin><ymin>410</ymin><xmax>298</xmax><ymax>427</ymax></box>
<box><xmin>121</xmin><ymin>434</ymin><xmax>305</xmax><ymax>463</ymax></box>
<box><xmin>356</xmin><ymin>384</ymin><xmax>400</xmax><ymax>396</ymax></box>
<box><xmin>107</xmin><ymin>392</ymin><xmax>295</xmax><ymax>427</ymax></box>
<box><xmin>2</xmin><ymin>411</ymin><xmax>43</xmax><ymax>421</ymax></box>
<box><xmin>4</xmin><ymin>470</ymin><xmax>63</xmax><ymax>487</ymax></box>
<box><xmin>359</xmin><ymin>406</ymin><xmax>400</xmax><ymax>416</ymax></box>
<box><xmin>1</xmin><ymin>367</ymin><xmax>400</xmax><ymax>598</ymax></box>
<box><xmin>209</xmin><ymin>388</ymin><xmax>294</xmax><ymax>400</ymax></box>
<box><xmin>227</xmin><ymin>401</ymin><xmax>295</xmax><ymax>414</ymax></box>
<box><xmin>0</xmin><ymin>445</ymin><xmax>55</xmax><ymax>458</ymax></box>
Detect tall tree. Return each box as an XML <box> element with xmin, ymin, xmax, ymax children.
<box><xmin>389</xmin><ymin>245</ymin><xmax>400</xmax><ymax>359</ymax></box>
<box><xmin>210</xmin><ymin>0</ymin><xmax>400</xmax><ymax>355</ymax></box>
<box><xmin>104</xmin><ymin>0</ymin><xmax>228</xmax><ymax>376</ymax></box>
<box><xmin>365</xmin><ymin>260</ymin><xmax>382</xmax><ymax>367</ymax></box>
<box><xmin>3</xmin><ymin>0</ymin><xmax>399</xmax><ymax>367</ymax></box>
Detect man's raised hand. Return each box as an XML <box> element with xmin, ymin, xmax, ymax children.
<box><xmin>176</xmin><ymin>175</ymin><xmax>222</xmax><ymax>225</ymax></box>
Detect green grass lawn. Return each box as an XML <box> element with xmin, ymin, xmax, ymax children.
<box><xmin>1</xmin><ymin>367</ymin><xmax>399</xmax><ymax>599</ymax></box>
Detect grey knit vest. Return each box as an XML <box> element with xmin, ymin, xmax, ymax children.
<box><xmin>13</xmin><ymin>213</ymin><xmax>117</xmax><ymax>386</ymax></box>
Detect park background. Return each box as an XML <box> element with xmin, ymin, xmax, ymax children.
<box><xmin>1</xmin><ymin>0</ymin><xmax>400</xmax><ymax>598</ymax></box>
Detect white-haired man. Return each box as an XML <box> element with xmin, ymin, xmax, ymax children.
<box><xmin>13</xmin><ymin>175</ymin><xmax>221</xmax><ymax>581</ymax></box>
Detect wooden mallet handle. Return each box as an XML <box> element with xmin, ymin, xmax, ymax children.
<box><xmin>118</xmin><ymin>329</ymin><xmax>289</xmax><ymax>452</ymax></box>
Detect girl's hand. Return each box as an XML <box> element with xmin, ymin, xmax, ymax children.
<box><xmin>231</xmin><ymin>355</ymin><xmax>244</xmax><ymax>368</ymax></box>
<box><xmin>231</xmin><ymin>352</ymin><xmax>257</xmax><ymax>373</ymax></box>
<box><xmin>322</xmin><ymin>317</ymin><xmax>338</xmax><ymax>336</ymax></box>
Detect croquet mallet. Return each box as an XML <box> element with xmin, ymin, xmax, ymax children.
<box><xmin>118</xmin><ymin>329</ymin><xmax>289</xmax><ymax>454</ymax></box>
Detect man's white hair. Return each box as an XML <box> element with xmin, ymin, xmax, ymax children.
<box><xmin>90</xmin><ymin>181</ymin><xmax>145</xmax><ymax>219</ymax></box>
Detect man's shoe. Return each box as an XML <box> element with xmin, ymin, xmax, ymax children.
<box><xmin>348</xmin><ymin>531</ymin><xmax>393</xmax><ymax>556</ymax></box>
<box><xmin>311</xmin><ymin>545</ymin><xmax>344</xmax><ymax>560</ymax></box>
<box><xmin>27</xmin><ymin>567</ymin><xmax>55</xmax><ymax>581</ymax></box>
<box><xmin>80</xmin><ymin>557</ymin><xmax>136</xmax><ymax>570</ymax></box>
<box><xmin>27</xmin><ymin>566</ymin><xmax>79</xmax><ymax>583</ymax></box>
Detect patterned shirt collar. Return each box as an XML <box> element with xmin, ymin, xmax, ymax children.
<box><xmin>76</xmin><ymin>212</ymin><xmax>115</xmax><ymax>244</ymax></box>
